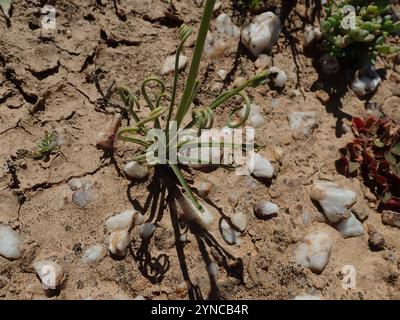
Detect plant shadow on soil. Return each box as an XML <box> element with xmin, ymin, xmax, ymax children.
<box><xmin>121</xmin><ymin>166</ymin><xmax>244</xmax><ymax>299</ymax></box>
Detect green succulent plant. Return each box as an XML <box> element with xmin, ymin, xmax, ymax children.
<box><xmin>321</xmin><ymin>0</ymin><xmax>400</xmax><ymax>64</ymax></box>
<box><xmin>33</xmin><ymin>132</ymin><xmax>57</xmax><ymax>159</ymax></box>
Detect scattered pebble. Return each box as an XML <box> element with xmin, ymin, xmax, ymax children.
<box><xmin>382</xmin><ymin>210</ymin><xmax>400</xmax><ymax>228</ymax></box>
<box><xmin>177</xmin><ymin>195</ymin><xmax>214</xmax><ymax>229</ymax></box>
<box><xmin>254</xmin><ymin>54</ymin><xmax>271</xmax><ymax>69</ymax></box>
<box><xmin>288</xmin><ymin>112</ymin><xmax>318</xmax><ymax>139</ymax></box>
<box><xmin>230</xmin><ymin>211</ymin><xmax>249</xmax><ymax>232</ymax></box>
<box><xmin>33</xmin><ymin>260</ymin><xmax>64</xmax><ymax>290</ymax></box>
<box><xmin>272</xmin><ymin>146</ymin><xmax>284</xmax><ymax>162</ymax></box>
<box><xmin>249</xmin><ymin>152</ymin><xmax>274</xmax><ymax>178</ymax></box>
<box><xmin>96</xmin><ymin>115</ymin><xmax>122</xmax><ymax>151</ymax></box>
<box><xmin>124</xmin><ymin>161</ymin><xmax>149</xmax><ymax>180</ymax></box>
<box><xmin>217</xmin><ymin>69</ymin><xmax>227</xmax><ymax>80</ymax></box>
<box><xmin>294</xmin><ymin>231</ymin><xmax>333</xmax><ymax>274</ymax></box>
<box><xmin>368</xmin><ymin>226</ymin><xmax>385</xmax><ymax>251</ymax></box>
<box><xmin>216</xmin><ymin>13</ymin><xmax>240</xmax><ymax>38</ymax></box>
<box><xmin>220</xmin><ymin>218</ymin><xmax>240</xmax><ymax>245</ymax></box>
<box><xmin>310</xmin><ymin>181</ymin><xmax>357</xmax><ymax>224</ymax></box>
<box><xmin>161</xmin><ymin>55</ymin><xmax>188</xmax><ymax>75</ymax></box>
<box><xmin>269</xmin><ymin>67</ymin><xmax>287</xmax><ymax>88</ymax></box>
<box><xmin>108</xmin><ymin>230</ymin><xmax>131</xmax><ymax>257</ymax></box>
<box><xmin>198</xmin><ymin>179</ymin><xmax>217</xmax><ymax>199</ymax></box>
<box><xmin>303</xmin><ymin>26</ymin><xmax>321</xmax><ymax>51</ymax></box>
<box><xmin>239</xmin><ymin>103</ymin><xmax>265</xmax><ymax>128</ymax></box>
<box><xmin>351</xmin><ymin>200</ymin><xmax>370</xmax><ymax>221</ymax></box>
<box><xmin>233</xmin><ymin>76</ymin><xmax>246</xmax><ymax>88</ymax></box>
<box><xmin>204</xmin><ymin>32</ymin><xmax>227</xmax><ymax>58</ymax></box>
<box><xmin>336</xmin><ymin>213</ymin><xmax>364</xmax><ymax>238</ymax></box>
<box><xmin>227</xmin><ymin>193</ymin><xmax>239</xmax><ymax>208</ymax></box>
<box><xmin>71</xmin><ymin>180</ymin><xmax>97</xmax><ymax>208</ymax></box>
<box><xmin>67</xmin><ymin>178</ymin><xmax>82</xmax><ymax>191</ymax></box>
<box><xmin>254</xmin><ymin>201</ymin><xmax>278</xmax><ymax>219</ymax></box>
<box><xmin>106</xmin><ymin>210</ymin><xmax>141</xmax><ymax>232</ymax></box>
<box><xmin>241</xmin><ymin>12</ymin><xmax>281</xmax><ymax>57</ymax></box>
<box><xmin>351</xmin><ymin>66</ymin><xmax>381</xmax><ymax>98</ymax></box>
<box><xmin>81</xmin><ymin>244</ymin><xmax>106</xmax><ymax>264</ymax></box>
<box><xmin>134</xmin><ymin>295</ymin><xmax>146</xmax><ymax>300</ymax></box>
<box><xmin>0</xmin><ymin>224</ymin><xmax>23</xmax><ymax>260</ymax></box>
<box><xmin>140</xmin><ymin>222</ymin><xmax>156</xmax><ymax>239</ymax></box>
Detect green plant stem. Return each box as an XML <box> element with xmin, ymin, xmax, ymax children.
<box><xmin>175</xmin><ymin>0</ymin><xmax>216</xmax><ymax>127</ymax></box>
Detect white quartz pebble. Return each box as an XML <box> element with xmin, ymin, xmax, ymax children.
<box><xmin>106</xmin><ymin>210</ymin><xmax>141</xmax><ymax>232</ymax></box>
<box><xmin>216</xmin><ymin>13</ymin><xmax>240</xmax><ymax>38</ymax></box>
<box><xmin>108</xmin><ymin>230</ymin><xmax>131</xmax><ymax>257</ymax></box>
<box><xmin>336</xmin><ymin>213</ymin><xmax>364</xmax><ymax>238</ymax></box>
<box><xmin>0</xmin><ymin>224</ymin><xmax>23</xmax><ymax>260</ymax></box>
<box><xmin>220</xmin><ymin>219</ymin><xmax>240</xmax><ymax>245</ymax></box>
<box><xmin>269</xmin><ymin>67</ymin><xmax>287</xmax><ymax>88</ymax></box>
<box><xmin>254</xmin><ymin>201</ymin><xmax>278</xmax><ymax>218</ymax></box>
<box><xmin>241</xmin><ymin>12</ymin><xmax>281</xmax><ymax>57</ymax></box>
<box><xmin>124</xmin><ymin>161</ymin><xmax>149</xmax><ymax>180</ymax></box>
<box><xmin>310</xmin><ymin>181</ymin><xmax>356</xmax><ymax>224</ymax></box>
<box><xmin>239</xmin><ymin>103</ymin><xmax>265</xmax><ymax>128</ymax></box>
<box><xmin>178</xmin><ymin>195</ymin><xmax>214</xmax><ymax>230</ymax></box>
<box><xmin>81</xmin><ymin>244</ymin><xmax>106</xmax><ymax>264</ymax></box>
<box><xmin>294</xmin><ymin>231</ymin><xmax>333</xmax><ymax>274</ymax></box>
<box><xmin>161</xmin><ymin>55</ymin><xmax>188</xmax><ymax>75</ymax></box>
<box><xmin>140</xmin><ymin>222</ymin><xmax>156</xmax><ymax>239</ymax></box>
<box><xmin>33</xmin><ymin>260</ymin><xmax>64</xmax><ymax>289</ymax></box>
<box><xmin>230</xmin><ymin>212</ymin><xmax>249</xmax><ymax>232</ymax></box>
<box><xmin>351</xmin><ymin>66</ymin><xmax>381</xmax><ymax>98</ymax></box>
<box><xmin>249</xmin><ymin>152</ymin><xmax>274</xmax><ymax>178</ymax></box>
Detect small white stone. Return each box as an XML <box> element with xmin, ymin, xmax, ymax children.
<box><xmin>134</xmin><ymin>295</ymin><xmax>146</xmax><ymax>300</ymax></box>
<box><xmin>319</xmin><ymin>54</ymin><xmax>339</xmax><ymax>74</ymax></box>
<box><xmin>0</xmin><ymin>224</ymin><xmax>23</xmax><ymax>260</ymax></box>
<box><xmin>310</xmin><ymin>181</ymin><xmax>357</xmax><ymax>224</ymax></box>
<box><xmin>336</xmin><ymin>213</ymin><xmax>364</xmax><ymax>238</ymax></box>
<box><xmin>294</xmin><ymin>231</ymin><xmax>333</xmax><ymax>274</ymax></box>
<box><xmin>178</xmin><ymin>195</ymin><xmax>214</xmax><ymax>229</ymax></box>
<box><xmin>249</xmin><ymin>152</ymin><xmax>274</xmax><ymax>178</ymax></box>
<box><xmin>220</xmin><ymin>219</ymin><xmax>240</xmax><ymax>245</ymax></box>
<box><xmin>382</xmin><ymin>210</ymin><xmax>400</xmax><ymax>228</ymax></box>
<box><xmin>351</xmin><ymin>66</ymin><xmax>381</xmax><ymax>98</ymax></box>
<box><xmin>303</xmin><ymin>26</ymin><xmax>321</xmax><ymax>50</ymax></box>
<box><xmin>254</xmin><ymin>54</ymin><xmax>271</xmax><ymax>69</ymax></box>
<box><xmin>254</xmin><ymin>201</ymin><xmax>278</xmax><ymax>218</ymax></box>
<box><xmin>239</xmin><ymin>103</ymin><xmax>265</xmax><ymax>128</ymax></box>
<box><xmin>204</xmin><ymin>32</ymin><xmax>227</xmax><ymax>58</ymax></box>
<box><xmin>216</xmin><ymin>13</ymin><xmax>240</xmax><ymax>38</ymax></box>
<box><xmin>288</xmin><ymin>112</ymin><xmax>318</xmax><ymax>138</ymax></box>
<box><xmin>230</xmin><ymin>212</ymin><xmax>248</xmax><ymax>232</ymax></box>
<box><xmin>198</xmin><ymin>180</ymin><xmax>217</xmax><ymax>199</ymax></box>
<box><xmin>241</xmin><ymin>12</ymin><xmax>281</xmax><ymax>57</ymax></box>
<box><xmin>140</xmin><ymin>222</ymin><xmax>156</xmax><ymax>239</ymax></box>
<box><xmin>233</xmin><ymin>76</ymin><xmax>246</xmax><ymax>87</ymax></box>
<box><xmin>161</xmin><ymin>55</ymin><xmax>188</xmax><ymax>75</ymax></box>
<box><xmin>124</xmin><ymin>161</ymin><xmax>149</xmax><ymax>180</ymax></box>
<box><xmin>81</xmin><ymin>244</ymin><xmax>106</xmax><ymax>264</ymax></box>
<box><xmin>217</xmin><ymin>69</ymin><xmax>228</xmax><ymax>80</ymax></box>
<box><xmin>33</xmin><ymin>260</ymin><xmax>64</xmax><ymax>289</ymax></box>
<box><xmin>269</xmin><ymin>67</ymin><xmax>287</xmax><ymax>87</ymax></box>
<box><xmin>67</xmin><ymin>178</ymin><xmax>82</xmax><ymax>191</ymax></box>
<box><xmin>105</xmin><ymin>210</ymin><xmax>140</xmax><ymax>232</ymax></box>
<box><xmin>108</xmin><ymin>230</ymin><xmax>131</xmax><ymax>257</ymax></box>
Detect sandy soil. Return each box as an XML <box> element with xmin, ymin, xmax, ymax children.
<box><xmin>1</xmin><ymin>0</ymin><xmax>400</xmax><ymax>300</ymax></box>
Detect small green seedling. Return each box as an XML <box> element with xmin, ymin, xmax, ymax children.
<box><xmin>33</xmin><ymin>132</ymin><xmax>57</xmax><ymax>159</ymax></box>
<box><xmin>321</xmin><ymin>0</ymin><xmax>400</xmax><ymax>64</ymax></box>
<box><xmin>116</xmin><ymin>0</ymin><xmax>271</xmax><ymax>220</ymax></box>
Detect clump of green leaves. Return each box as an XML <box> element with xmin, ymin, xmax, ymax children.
<box><xmin>116</xmin><ymin>0</ymin><xmax>271</xmax><ymax>216</ymax></box>
<box><xmin>33</xmin><ymin>132</ymin><xmax>57</xmax><ymax>159</ymax></box>
<box><xmin>321</xmin><ymin>0</ymin><xmax>400</xmax><ymax>64</ymax></box>
<box><xmin>340</xmin><ymin>116</ymin><xmax>400</xmax><ymax>210</ymax></box>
